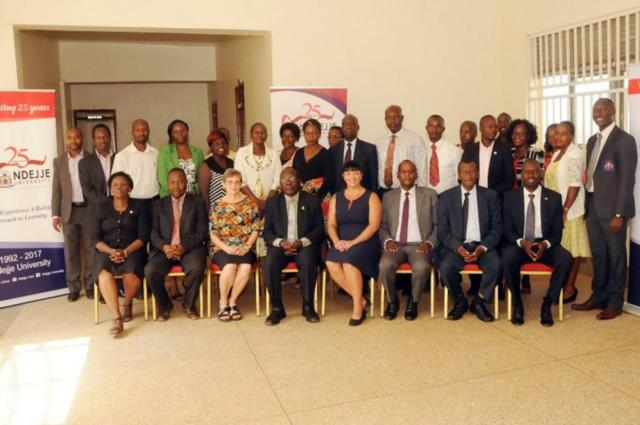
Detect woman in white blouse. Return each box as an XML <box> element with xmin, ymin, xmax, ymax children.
<box><xmin>543</xmin><ymin>121</ymin><xmax>590</xmax><ymax>303</ymax></box>
<box><xmin>234</xmin><ymin>122</ymin><xmax>282</xmax><ymax>256</ymax></box>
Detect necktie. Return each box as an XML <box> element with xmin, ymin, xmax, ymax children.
<box><xmin>286</xmin><ymin>197</ymin><xmax>298</xmax><ymax>241</ymax></box>
<box><xmin>171</xmin><ymin>198</ymin><xmax>181</xmax><ymax>245</ymax></box>
<box><xmin>462</xmin><ymin>192</ymin><xmax>470</xmax><ymax>241</ymax></box>
<box><xmin>399</xmin><ymin>192</ymin><xmax>410</xmax><ymax>244</ymax></box>
<box><xmin>345</xmin><ymin>142</ymin><xmax>353</xmax><ymax>163</ymax></box>
<box><xmin>524</xmin><ymin>193</ymin><xmax>535</xmax><ymax>241</ymax></box>
<box><xmin>429</xmin><ymin>143</ymin><xmax>440</xmax><ymax>187</ymax></box>
<box><xmin>586</xmin><ymin>132</ymin><xmax>602</xmax><ymax>191</ymax></box>
<box><xmin>383</xmin><ymin>135</ymin><xmax>396</xmax><ymax>188</ymax></box>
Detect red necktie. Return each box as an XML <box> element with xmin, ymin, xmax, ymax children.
<box><xmin>399</xmin><ymin>192</ymin><xmax>409</xmax><ymax>244</ymax></box>
<box><xmin>429</xmin><ymin>143</ymin><xmax>440</xmax><ymax>187</ymax></box>
<box><xmin>345</xmin><ymin>142</ymin><xmax>352</xmax><ymax>163</ymax></box>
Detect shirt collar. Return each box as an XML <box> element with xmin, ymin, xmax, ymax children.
<box><xmin>524</xmin><ymin>185</ymin><xmax>542</xmax><ymax>198</ymax></box>
<box><xmin>171</xmin><ymin>193</ymin><xmax>187</xmax><ymax>203</ymax></box>
<box><xmin>599</xmin><ymin>122</ymin><xmax>615</xmax><ymax>140</ymax></box>
<box><xmin>96</xmin><ymin>150</ymin><xmax>113</xmax><ymax>159</ymax></box>
<box><xmin>401</xmin><ymin>185</ymin><xmax>416</xmax><ymax>196</ymax></box>
<box><xmin>68</xmin><ymin>151</ymin><xmax>84</xmax><ymax>160</ymax></box>
<box><xmin>284</xmin><ymin>192</ymin><xmax>300</xmax><ymax>203</ymax></box>
<box><xmin>461</xmin><ymin>184</ymin><xmax>476</xmax><ymax>195</ymax></box>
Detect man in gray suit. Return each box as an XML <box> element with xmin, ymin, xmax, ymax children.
<box><xmin>51</xmin><ymin>127</ymin><xmax>91</xmax><ymax>302</ymax></box>
<box><xmin>378</xmin><ymin>160</ymin><xmax>438</xmax><ymax>320</ymax></box>
<box><xmin>573</xmin><ymin>98</ymin><xmax>637</xmax><ymax>320</ymax></box>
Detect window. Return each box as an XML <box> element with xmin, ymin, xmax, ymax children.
<box><xmin>528</xmin><ymin>10</ymin><xmax>640</xmax><ymax>145</ymax></box>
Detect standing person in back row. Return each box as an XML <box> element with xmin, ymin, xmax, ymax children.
<box><xmin>573</xmin><ymin>98</ymin><xmax>637</xmax><ymax>320</ymax></box>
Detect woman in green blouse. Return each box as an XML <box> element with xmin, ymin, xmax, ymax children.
<box><xmin>157</xmin><ymin>119</ymin><xmax>205</xmax><ymax>197</ymax></box>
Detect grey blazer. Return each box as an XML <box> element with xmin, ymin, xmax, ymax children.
<box><xmin>79</xmin><ymin>152</ymin><xmax>115</xmax><ymax>211</ymax></box>
<box><xmin>586</xmin><ymin>125</ymin><xmax>637</xmax><ymax>219</ymax></box>
<box><xmin>51</xmin><ymin>152</ymin><xmax>89</xmax><ymax>224</ymax></box>
<box><xmin>378</xmin><ymin>186</ymin><xmax>438</xmax><ymax>248</ymax></box>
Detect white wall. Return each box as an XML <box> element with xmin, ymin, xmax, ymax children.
<box><xmin>68</xmin><ymin>82</ymin><xmax>211</xmax><ymax>153</ymax></box>
<box><xmin>59</xmin><ymin>41</ymin><xmax>217</xmax><ymax>83</ymax></box>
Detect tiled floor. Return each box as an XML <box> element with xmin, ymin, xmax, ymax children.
<box><xmin>1</xmin><ymin>268</ymin><xmax>639</xmax><ymax>425</ymax></box>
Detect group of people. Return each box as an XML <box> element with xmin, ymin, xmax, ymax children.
<box><xmin>51</xmin><ymin>97</ymin><xmax>637</xmax><ymax>335</ymax></box>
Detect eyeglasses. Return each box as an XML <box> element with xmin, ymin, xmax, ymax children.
<box><xmin>280</xmin><ymin>177</ymin><xmax>298</xmax><ymax>183</ymax></box>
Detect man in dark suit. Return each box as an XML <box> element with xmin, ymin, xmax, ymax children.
<box><xmin>573</xmin><ymin>98</ymin><xmax>638</xmax><ymax>320</ymax></box>
<box><xmin>51</xmin><ymin>127</ymin><xmax>92</xmax><ymax>302</ymax></box>
<box><xmin>262</xmin><ymin>167</ymin><xmax>325</xmax><ymax>325</ymax></box>
<box><xmin>79</xmin><ymin>124</ymin><xmax>115</xmax><ymax>212</ymax></box>
<box><xmin>503</xmin><ymin>160</ymin><xmax>573</xmax><ymax>327</ymax></box>
<box><xmin>438</xmin><ymin>159</ymin><xmax>502</xmax><ymax>322</ymax></box>
<box><xmin>462</xmin><ymin>115</ymin><xmax>514</xmax><ymax>298</ymax></box>
<box><xmin>329</xmin><ymin>114</ymin><xmax>378</xmax><ymax>193</ymax></box>
<box><xmin>145</xmin><ymin>168</ymin><xmax>208</xmax><ymax>321</ymax></box>
<box><xmin>378</xmin><ymin>160</ymin><xmax>438</xmax><ymax>320</ymax></box>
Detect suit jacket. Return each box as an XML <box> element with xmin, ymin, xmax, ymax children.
<box><xmin>51</xmin><ymin>150</ymin><xmax>89</xmax><ymax>224</ymax></box>
<box><xmin>461</xmin><ymin>140</ymin><xmax>514</xmax><ymax>196</ymax></box>
<box><xmin>329</xmin><ymin>139</ymin><xmax>378</xmax><ymax>193</ymax></box>
<box><xmin>586</xmin><ymin>125</ymin><xmax>637</xmax><ymax>219</ymax></box>
<box><xmin>378</xmin><ymin>186</ymin><xmax>438</xmax><ymax>248</ymax></box>
<box><xmin>263</xmin><ymin>191</ymin><xmax>324</xmax><ymax>249</ymax></box>
<box><xmin>437</xmin><ymin>185</ymin><xmax>502</xmax><ymax>253</ymax></box>
<box><xmin>79</xmin><ymin>152</ymin><xmax>115</xmax><ymax>211</ymax></box>
<box><xmin>150</xmin><ymin>193</ymin><xmax>208</xmax><ymax>253</ymax></box>
<box><xmin>502</xmin><ymin>187</ymin><xmax>564</xmax><ymax>248</ymax></box>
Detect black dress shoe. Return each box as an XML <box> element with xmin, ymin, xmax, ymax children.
<box><xmin>511</xmin><ymin>303</ymin><xmax>525</xmax><ymax>326</ymax></box>
<box><xmin>303</xmin><ymin>308</ymin><xmax>320</xmax><ymax>323</ymax></box>
<box><xmin>470</xmin><ymin>297</ymin><xmax>494</xmax><ymax>322</ymax></box>
<box><xmin>86</xmin><ymin>289</ymin><xmax>95</xmax><ymax>300</ymax></box>
<box><xmin>540</xmin><ymin>297</ymin><xmax>553</xmax><ymax>327</ymax></box>
<box><xmin>265</xmin><ymin>309</ymin><xmax>286</xmax><ymax>326</ymax></box>
<box><xmin>349</xmin><ymin>310</ymin><xmax>367</xmax><ymax>326</ymax></box>
<box><xmin>447</xmin><ymin>299</ymin><xmax>469</xmax><ymax>321</ymax></box>
<box><xmin>562</xmin><ymin>288</ymin><xmax>578</xmax><ymax>304</ymax></box>
<box><xmin>384</xmin><ymin>301</ymin><xmax>399</xmax><ymax>320</ymax></box>
<box><xmin>67</xmin><ymin>292</ymin><xmax>80</xmax><ymax>302</ymax></box>
<box><xmin>404</xmin><ymin>300</ymin><xmax>418</xmax><ymax>321</ymax></box>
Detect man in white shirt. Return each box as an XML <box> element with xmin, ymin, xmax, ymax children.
<box><xmin>425</xmin><ymin>115</ymin><xmax>462</xmax><ymax>194</ymax></box>
<box><xmin>111</xmin><ymin>119</ymin><xmax>159</xmax><ymax>205</ymax></box>
<box><xmin>375</xmin><ymin>105</ymin><xmax>427</xmax><ymax>195</ymax></box>
<box><xmin>51</xmin><ymin>128</ymin><xmax>91</xmax><ymax>302</ymax></box>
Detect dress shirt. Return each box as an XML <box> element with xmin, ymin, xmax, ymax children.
<box><xmin>517</xmin><ymin>185</ymin><xmax>551</xmax><ymax>248</ymax></box>
<box><xmin>393</xmin><ymin>185</ymin><xmax>421</xmax><ymax>244</ymax></box>
<box><xmin>234</xmin><ymin>143</ymin><xmax>281</xmax><ymax>199</ymax></box>
<box><xmin>478</xmin><ymin>141</ymin><xmax>494</xmax><ymax>188</ymax></box>
<box><xmin>586</xmin><ymin>121</ymin><xmax>615</xmax><ymax>192</ymax></box>
<box><xmin>461</xmin><ymin>185</ymin><xmax>481</xmax><ymax>243</ymax></box>
<box><xmin>170</xmin><ymin>193</ymin><xmax>186</xmax><ymax>245</ymax></box>
<box><xmin>68</xmin><ymin>151</ymin><xmax>84</xmax><ymax>203</ymax></box>
<box><xmin>272</xmin><ymin>192</ymin><xmax>311</xmax><ymax>248</ymax></box>
<box><xmin>426</xmin><ymin>139</ymin><xmax>462</xmax><ymax>194</ymax></box>
<box><xmin>343</xmin><ymin>139</ymin><xmax>358</xmax><ymax>161</ymax></box>
<box><xmin>111</xmin><ymin>142</ymin><xmax>159</xmax><ymax>199</ymax></box>
<box><xmin>375</xmin><ymin>127</ymin><xmax>427</xmax><ymax>188</ymax></box>
<box><xmin>97</xmin><ymin>150</ymin><xmax>113</xmax><ymax>195</ymax></box>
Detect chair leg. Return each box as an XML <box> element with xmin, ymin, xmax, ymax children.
<box><xmin>430</xmin><ymin>268</ymin><xmax>435</xmax><ymax>319</ymax></box>
<box><xmin>143</xmin><ymin>279</ymin><xmax>148</xmax><ymax>321</ymax></box>
<box><xmin>199</xmin><ymin>284</ymin><xmax>204</xmax><ymax>318</ymax></box>
<box><xmin>559</xmin><ymin>287</ymin><xmax>563</xmax><ymax>322</ymax></box>
<box><xmin>369</xmin><ymin>278</ymin><xmax>374</xmax><ymax>318</ymax></box>
<box><xmin>321</xmin><ymin>270</ymin><xmax>326</xmax><ymax>316</ymax></box>
<box><xmin>152</xmin><ymin>294</ymin><xmax>157</xmax><ymax>321</ymax></box>
<box><xmin>314</xmin><ymin>271</ymin><xmax>319</xmax><ymax>313</ymax></box>
<box><xmin>507</xmin><ymin>289</ymin><xmax>512</xmax><ymax>321</ymax></box>
<box><xmin>255</xmin><ymin>268</ymin><xmax>260</xmax><ymax>317</ymax></box>
<box><xmin>94</xmin><ymin>282</ymin><xmax>99</xmax><ymax>324</ymax></box>
<box><xmin>207</xmin><ymin>270</ymin><xmax>212</xmax><ymax>319</ymax></box>
<box><xmin>444</xmin><ymin>287</ymin><xmax>448</xmax><ymax>319</ymax></box>
<box><xmin>266</xmin><ymin>287</ymin><xmax>271</xmax><ymax>314</ymax></box>
<box><xmin>494</xmin><ymin>285</ymin><xmax>499</xmax><ymax>320</ymax></box>
<box><xmin>380</xmin><ymin>284</ymin><xmax>385</xmax><ymax>317</ymax></box>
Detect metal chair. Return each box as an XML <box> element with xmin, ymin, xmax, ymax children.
<box><xmin>443</xmin><ymin>263</ymin><xmax>500</xmax><ymax>319</ymax></box>
<box><xmin>151</xmin><ymin>265</ymin><xmax>204</xmax><ymax>320</ymax></box>
<box><xmin>379</xmin><ymin>262</ymin><xmax>436</xmax><ymax>318</ymax></box>
<box><xmin>93</xmin><ymin>276</ymin><xmax>150</xmax><ymax>323</ymax></box>
<box><xmin>507</xmin><ymin>263</ymin><xmax>562</xmax><ymax>321</ymax></box>
<box><xmin>206</xmin><ymin>262</ymin><xmax>260</xmax><ymax>318</ymax></box>
<box><xmin>263</xmin><ymin>261</ymin><xmax>324</xmax><ymax>315</ymax></box>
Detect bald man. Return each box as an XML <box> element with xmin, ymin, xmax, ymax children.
<box><xmin>52</xmin><ymin>128</ymin><xmax>93</xmax><ymax>301</ymax></box>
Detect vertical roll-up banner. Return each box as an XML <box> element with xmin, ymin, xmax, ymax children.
<box><xmin>627</xmin><ymin>65</ymin><xmax>640</xmax><ymax>315</ymax></box>
<box><xmin>0</xmin><ymin>90</ymin><xmax>67</xmax><ymax>308</ymax></box>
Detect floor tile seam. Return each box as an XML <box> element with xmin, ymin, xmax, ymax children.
<box><xmin>236</xmin><ymin>322</ymin><xmax>291</xmax><ymax>419</ymax></box>
<box><xmin>282</xmin><ymin>357</ymin><xmax>561</xmax><ymax>416</ymax></box>
<box><xmin>223</xmin><ymin>412</ymin><xmax>294</xmax><ymax>425</ymax></box>
<box><xmin>486</xmin><ymin>322</ymin><xmax>565</xmax><ymax>361</ymax></box>
<box><xmin>556</xmin><ymin>340</ymin><xmax>640</xmax><ymax>362</ymax></box>
<box><xmin>558</xmin><ymin>357</ymin><xmax>640</xmax><ymax>403</ymax></box>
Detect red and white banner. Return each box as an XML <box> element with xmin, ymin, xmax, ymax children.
<box><xmin>270</xmin><ymin>87</ymin><xmax>348</xmax><ymax>150</ymax></box>
<box><xmin>626</xmin><ymin>65</ymin><xmax>640</xmax><ymax>312</ymax></box>
<box><xmin>0</xmin><ymin>90</ymin><xmax>66</xmax><ymax>308</ymax></box>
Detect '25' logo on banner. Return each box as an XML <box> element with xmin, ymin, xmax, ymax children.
<box><xmin>0</xmin><ymin>147</ymin><xmax>47</xmax><ymax>169</ymax></box>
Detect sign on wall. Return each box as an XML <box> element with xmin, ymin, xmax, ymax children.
<box><xmin>0</xmin><ymin>90</ymin><xmax>67</xmax><ymax>308</ymax></box>
<box><xmin>270</xmin><ymin>87</ymin><xmax>348</xmax><ymax>150</ymax></box>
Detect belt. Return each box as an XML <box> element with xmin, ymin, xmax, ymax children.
<box><xmin>71</xmin><ymin>202</ymin><xmax>85</xmax><ymax>207</ymax></box>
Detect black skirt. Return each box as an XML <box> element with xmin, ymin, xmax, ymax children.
<box><xmin>96</xmin><ymin>249</ymin><xmax>146</xmax><ymax>279</ymax></box>
<box><xmin>212</xmin><ymin>250</ymin><xmax>256</xmax><ymax>268</ymax></box>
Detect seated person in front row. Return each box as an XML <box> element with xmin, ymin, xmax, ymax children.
<box><xmin>502</xmin><ymin>160</ymin><xmax>573</xmax><ymax>327</ymax></box>
<box><xmin>210</xmin><ymin>168</ymin><xmax>260</xmax><ymax>322</ymax></box>
<box><xmin>145</xmin><ymin>168</ymin><xmax>208</xmax><ymax>322</ymax></box>
<box><xmin>378</xmin><ymin>160</ymin><xmax>438</xmax><ymax>321</ymax></box>
<box><xmin>262</xmin><ymin>168</ymin><xmax>325</xmax><ymax>326</ymax></box>
<box><xmin>438</xmin><ymin>159</ymin><xmax>502</xmax><ymax>322</ymax></box>
<box><xmin>91</xmin><ymin>172</ymin><xmax>150</xmax><ymax>336</ymax></box>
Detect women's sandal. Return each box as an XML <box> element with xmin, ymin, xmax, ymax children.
<box><xmin>123</xmin><ymin>304</ymin><xmax>133</xmax><ymax>322</ymax></box>
<box><xmin>229</xmin><ymin>306</ymin><xmax>243</xmax><ymax>321</ymax></box>
<box><xmin>218</xmin><ymin>307</ymin><xmax>231</xmax><ymax>322</ymax></box>
<box><xmin>110</xmin><ymin>317</ymin><xmax>124</xmax><ymax>336</ymax></box>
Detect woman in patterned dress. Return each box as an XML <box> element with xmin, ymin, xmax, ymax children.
<box><xmin>198</xmin><ymin>130</ymin><xmax>234</xmax><ymax>213</ymax></box>
<box><xmin>210</xmin><ymin>169</ymin><xmax>260</xmax><ymax>321</ymax></box>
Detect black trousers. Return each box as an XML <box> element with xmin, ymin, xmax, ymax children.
<box><xmin>502</xmin><ymin>244</ymin><xmax>572</xmax><ymax>306</ymax></box>
<box><xmin>439</xmin><ymin>248</ymin><xmax>501</xmax><ymax>301</ymax></box>
<box><xmin>586</xmin><ymin>195</ymin><xmax>629</xmax><ymax>310</ymax></box>
<box><xmin>262</xmin><ymin>245</ymin><xmax>319</xmax><ymax>310</ymax></box>
<box><xmin>144</xmin><ymin>247</ymin><xmax>207</xmax><ymax>312</ymax></box>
